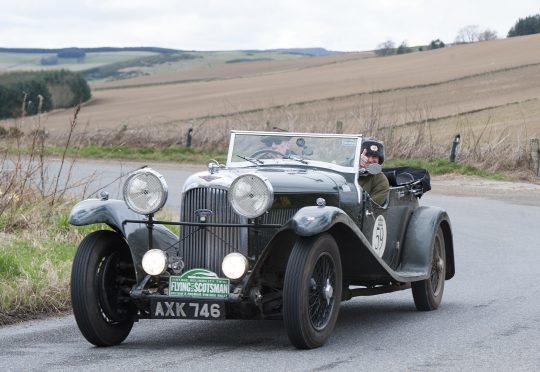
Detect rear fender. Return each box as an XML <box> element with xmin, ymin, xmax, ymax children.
<box><xmin>400</xmin><ymin>206</ymin><xmax>455</xmax><ymax>280</ymax></box>
<box><xmin>69</xmin><ymin>199</ymin><xmax>178</xmax><ymax>280</ymax></box>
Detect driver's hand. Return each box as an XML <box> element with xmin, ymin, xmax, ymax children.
<box><xmin>360</xmin><ymin>149</ymin><xmax>368</xmax><ymax>168</ymax></box>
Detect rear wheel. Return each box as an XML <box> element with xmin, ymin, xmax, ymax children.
<box><xmin>411</xmin><ymin>226</ymin><xmax>446</xmax><ymax>311</ymax></box>
<box><xmin>283</xmin><ymin>233</ymin><xmax>342</xmax><ymax>349</ymax></box>
<box><xmin>71</xmin><ymin>230</ymin><xmax>136</xmax><ymax>346</ymax></box>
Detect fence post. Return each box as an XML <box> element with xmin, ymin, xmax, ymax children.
<box><xmin>336</xmin><ymin>121</ymin><xmax>343</xmax><ymax>134</ymax></box>
<box><xmin>531</xmin><ymin>138</ymin><xmax>539</xmax><ymax>177</ymax></box>
<box><xmin>186</xmin><ymin>128</ymin><xmax>193</xmax><ymax>148</ymax></box>
<box><xmin>449</xmin><ymin>134</ymin><xmax>461</xmax><ymax>162</ymax></box>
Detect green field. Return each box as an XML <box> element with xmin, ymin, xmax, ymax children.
<box><xmin>0</xmin><ymin>51</ymin><xmax>158</xmax><ymax>72</ymax></box>
<box><xmin>0</xmin><ymin>50</ymin><xmax>307</xmax><ymax>79</ymax></box>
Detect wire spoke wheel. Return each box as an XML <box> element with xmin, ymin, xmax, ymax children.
<box><xmin>430</xmin><ymin>232</ymin><xmax>445</xmax><ymax>298</ymax></box>
<box><xmin>308</xmin><ymin>254</ymin><xmax>336</xmax><ymax>330</ymax></box>
<box><xmin>412</xmin><ymin>225</ymin><xmax>446</xmax><ymax>311</ymax></box>
<box><xmin>283</xmin><ymin>233</ymin><xmax>342</xmax><ymax>349</ymax></box>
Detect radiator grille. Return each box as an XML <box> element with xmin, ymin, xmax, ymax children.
<box><xmin>179</xmin><ymin>187</ymin><xmax>298</xmax><ymax>275</ymax></box>
<box><xmin>179</xmin><ymin>188</ymin><xmax>245</xmax><ymax>276</ymax></box>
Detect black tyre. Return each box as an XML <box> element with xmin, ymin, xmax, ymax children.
<box><xmin>283</xmin><ymin>233</ymin><xmax>342</xmax><ymax>349</ymax></box>
<box><xmin>71</xmin><ymin>230</ymin><xmax>136</xmax><ymax>346</ymax></box>
<box><xmin>411</xmin><ymin>226</ymin><xmax>446</xmax><ymax>311</ymax></box>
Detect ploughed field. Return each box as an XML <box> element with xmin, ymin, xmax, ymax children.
<box><xmin>3</xmin><ymin>34</ymin><xmax>540</xmax><ymax>148</ymax></box>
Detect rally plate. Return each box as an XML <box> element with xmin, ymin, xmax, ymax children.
<box><xmin>169</xmin><ymin>269</ymin><xmax>230</xmax><ymax>298</ymax></box>
<box><xmin>151</xmin><ymin>299</ymin><xmax>225</xmax><ymax>320</ymax></box>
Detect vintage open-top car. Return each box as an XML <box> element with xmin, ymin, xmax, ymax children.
<box><xmin>69</xmin><ymin>130</ymin><xmax>454</xmax><ymax>349</ymax></box>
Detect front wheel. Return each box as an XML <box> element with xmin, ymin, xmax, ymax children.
<box><xmin>283</xmin><ymin>233</ymin><xmax>342</xmax><ymax>349</ymax></box>
<box><xmin>411</xmin><ymin>225</ymin><xmax>446</xmax><ymax>311</ymax></box>
<box><xmin>71</xmin><ymin>230</ymin><xmax>137</xmax><ymax>346</ymax></box>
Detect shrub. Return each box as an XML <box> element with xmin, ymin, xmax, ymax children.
<box><xmin>40</xmin><ymin>56</ymin><xmax>58</xmax><ymax>65</ymax></box>
<box><xmin>428</xmin><ymin>39</ymin><xmax>445</xmax><ymax>49</ymax></box>
<box><xmin>396</xmin><ymin>42</ymin><xmax>412</xmax><ymax>54</ymax></box>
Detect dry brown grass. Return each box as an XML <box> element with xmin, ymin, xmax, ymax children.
<box><xmin>0</xmin><ymin>107</ymin><xmax>95</xmax><ymax>325</ymax></box>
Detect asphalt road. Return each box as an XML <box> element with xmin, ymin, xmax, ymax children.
<box><xmin>1</xmin><ymin>159</ymin><xmax>539</xmax><ymax>371</ymax></box>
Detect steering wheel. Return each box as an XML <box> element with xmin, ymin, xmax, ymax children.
<box><xmin>250</xmin><ymin>149</ymin><xmax>285</xmax><ymax>159</ymax></box>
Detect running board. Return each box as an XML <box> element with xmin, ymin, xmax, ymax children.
<box><xmin>342</xmin><ymin>282</ymin><xmax>411</xmax><ymax>300</ymax></box>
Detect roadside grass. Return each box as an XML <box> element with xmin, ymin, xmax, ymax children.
<box><xmin>385</xmin><ymin>158</ymin><xmax>508</xmax><ymax>180</ymax></box>
<box><xmin>0</xmin><ymin>201</ymin><xmax>178</xmax><ymax>326</ymax></box>
<box><xmin>0</xmin><ymin>200</ymin><xmax>104</xmax><ymax>325</ymax></box>
<box><xmin>2</xmin><ymin>144</ymin><xmax>228</xmax><ymax>164</ymax></box>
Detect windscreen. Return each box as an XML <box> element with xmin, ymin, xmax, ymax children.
<box><xmin>229</xmin><ymin>133</ymin><xmax>359</xmax><ymax>170</ymax></box>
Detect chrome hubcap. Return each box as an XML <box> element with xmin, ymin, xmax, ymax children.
<box><xmin>323</xmin><ymin>278</ymin><xmax>334</xmax><ymax>305</ymax></box>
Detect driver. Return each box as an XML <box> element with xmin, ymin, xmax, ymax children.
<box><xmin>260</xmin><ymin>128</ymin><xmax>295</xmax><ymax>157</ymax></box>
<box><xmin>358</xmin><ymin>137</ymin><xmax>389</xmax><ymax>206</ymax></box>
<box><xmin>261</xmin><ymin>136</ymin><xmax>293</xmax><ymax>156</ymax></box>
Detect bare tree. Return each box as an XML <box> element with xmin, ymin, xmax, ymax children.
<box><xmin>478</xmin><ymin>29</ymin><xmax>498</xmax><ymax>41</ymax></box>
<box><xmin>455</xmin><ymin>25</ymin><xmax>480</xmax><ymax>43</ymax></box>
<box><xmin>375</xmin><ymin>40</ymin><xmax>396</xmax><ymax>56</ymax></box>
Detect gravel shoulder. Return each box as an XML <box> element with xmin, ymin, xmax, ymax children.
<box><xmin>430</xmin><ymin>174</ymin><xmax>540</xmax><ymax>206</ymax></box>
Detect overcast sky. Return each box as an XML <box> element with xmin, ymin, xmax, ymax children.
<box><xmin>1</xmin><ymin>0</ymin><xmax>538</xmax><ymax>51</ymax></box>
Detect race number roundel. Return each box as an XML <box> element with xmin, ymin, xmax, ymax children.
<box><xmin>372</xmin><ymin>215</ymin><xmax>387</xmax><ymax>257</ymax></box>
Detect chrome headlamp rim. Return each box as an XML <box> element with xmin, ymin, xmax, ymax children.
<box><xmin>123</xmin><ymin>168</ymin><xmax>168</xmax><ymax>215</ymax></box>
<box><xmin>228</xmin><ymin>173</ymin><xmax>273</xmax><ymax>219</ymax></box>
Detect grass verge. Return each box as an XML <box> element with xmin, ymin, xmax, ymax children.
<box><xmin>13</xmin><ymin>145</ymin><xmax>227</xmax><ymax>164</ymax></box>
<box><xmin>0</xmin><ymin>201</ymin><xmax>177</xmax><ymax>326</ymax></box>
<box><xmin>385</xmin><ymin>158</ymin><xmax>508</xmax><ymax>180</ymax></box>
<box><xmin>6</xmin><ymin>144</ymin><xmax>227</xmax><ymax>164</ymax></box>
<box><xmin>0</xmin><ymin>200</ymin><xmax>102</xmax><ymax>325</ymax></box>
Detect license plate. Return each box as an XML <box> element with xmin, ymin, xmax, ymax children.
<box><xmin>151</xmin><ymin>299</ymin><xmax>225</xmax><ymax>320</ymax></box>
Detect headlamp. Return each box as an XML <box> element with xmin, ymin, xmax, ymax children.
<box><xmin>229</xmin><ymin>174</ymin><xmax>273</xmax><ymax>218</ymax></box>
<box><xmin>123</xmin><ymin>168</ymin><xmax>168</xmax><ymax>215</ymax></box>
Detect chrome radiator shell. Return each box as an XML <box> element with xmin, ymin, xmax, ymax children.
<box><xmin>179</xmin><ymin>187</ymin><xmax>298</xmax><ymax>276</ymax></box>
<box><xmin>179</xmin><ymin>187</ymin><xmax>246</xmax><ymax>276</ymax></box>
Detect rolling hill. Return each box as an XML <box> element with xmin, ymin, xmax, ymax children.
<box><xmin>2</xmin><ymin>34</ymin><xmax>540</xmax><ymax>165</ymax></box>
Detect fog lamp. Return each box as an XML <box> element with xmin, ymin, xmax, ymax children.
<box><xmin>142</xmin><ymin>249</ymin><xmax>168</xmax><ymax>276</ymax></box>
<box><xmin>222</xmin><ymin>252</ymin><xmax>248</xmax><ymax>280</ymax></box>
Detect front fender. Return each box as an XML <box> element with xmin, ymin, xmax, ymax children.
<box><xmin>287</xmin><ymin>206</ymin><xmax>368</xmax><ymax>242</ymax></box>
<box><xmin>69</xmin><ymin>198</ymin><xmax>179</xmax><ymax>281</ymax></box>
<box><xmin>69</xmin><ymin>198</ymin><xmax>140</xmax><ymax>236</ymax></box>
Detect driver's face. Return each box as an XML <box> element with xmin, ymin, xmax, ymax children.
<box><xmin>270</xmin><ymin>141</ymin><xmax>289</xmax><ymax>155</ymax></box>
<box><xmin>268</xmin><ymin>139</ymin><xmax>290</xmax><ymax>154</ymax></box>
